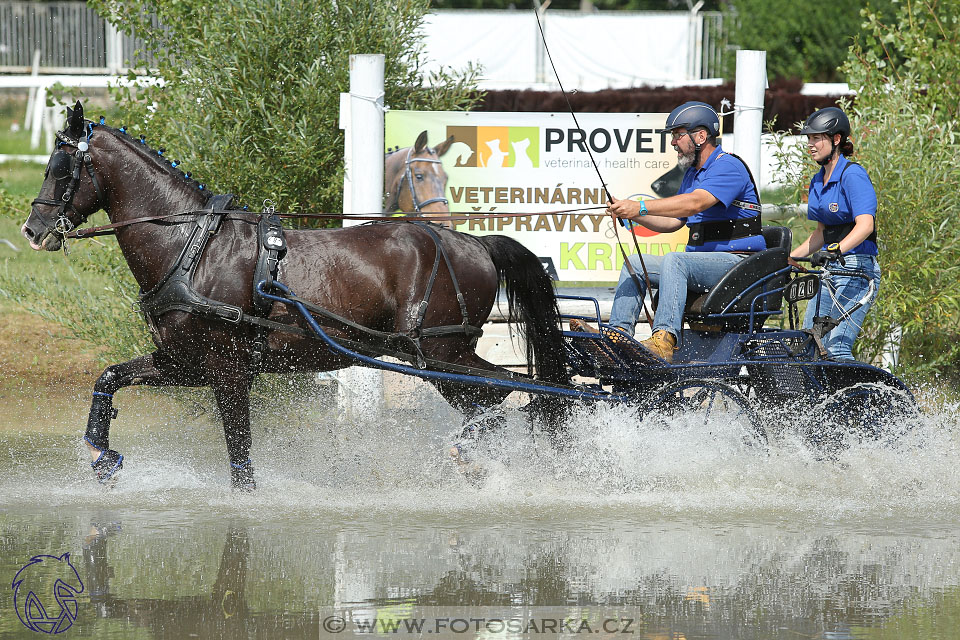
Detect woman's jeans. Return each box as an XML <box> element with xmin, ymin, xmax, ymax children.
<box><xmin>803</xmin><ymin>254</ymin><xmax>881</xmax><ymax>361</ymax></box>
<box><xmin>609</xmin><ymin>251</ymin><xmax>744</xmax><ymax>338</ymax></box>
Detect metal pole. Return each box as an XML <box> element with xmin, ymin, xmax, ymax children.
<box><xmin>687</xmin><ymin>0</ymin><xmax>704</xmax><ymax>81</ymax></box>
<box><xmin>733</xmin><ymin>49</ymin><xmax>766</xmax><ymax>186</ymax></box>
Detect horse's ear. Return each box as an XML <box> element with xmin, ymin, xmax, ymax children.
<box><xmin>67</xmin><ymin>100</ymin><xmax>85</xmax><ymax>138</ymax></box>
<box><xmin>434</xmin><ymin>134</ymin><xmax>455</xmax><ymax>158</ymax></box>
<box><xmin>414</xmin><ymin>130</ymin><xmax>428</xmax><ymax>153</ymax></box>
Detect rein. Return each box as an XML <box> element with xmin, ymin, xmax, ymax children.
<box><xmin>533</xmin><ymin>6</ymin><xmax>656</xmax><ymax>327</ymax></box>
<box><xmin>65</xmin><ymin>206</ymin><xmax>610</xmax><ymax>239</ymax></box>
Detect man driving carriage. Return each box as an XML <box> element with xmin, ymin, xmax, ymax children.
<box><xmin>572</xmin><ymin>101</ymin><xmax>765</xmax><ymax>362</ymax></box>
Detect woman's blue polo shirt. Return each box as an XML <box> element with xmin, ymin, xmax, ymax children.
<box><xmin>808</xmin><ymin>154</ymin><xmax>878</xmax><ymax>256</ymax></box>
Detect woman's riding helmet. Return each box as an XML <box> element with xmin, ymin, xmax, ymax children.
<box><xmin>664</xmin><ymin>101</ymin><xmax>721</xmax><ymax>136</ymax></box>
<box><xmin>799</xmin><ymin>107</ymin><xmax>850</xmax><ymax>137</ymax></box>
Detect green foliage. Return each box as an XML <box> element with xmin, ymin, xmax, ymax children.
<box><xmin>87</xmin><ymin>0</ymin><xmax>481</xmax><ymax>216</ymax></box>
<box><xmin>848</xmin><ymin>0</ymin><xmax>960</xmax><ymax>122</ymax></box>
<box><xmin>0</xmin><ymin>200</ymin><xmax>153</xmax><ymax>361</ymax></box>
<box><xmin>725</xmin><ymin>0</ymin><xmax>894</xmax><ymax>82</ymax></box>
<box><xmin>6</xmin><ymin>0</ymin><xmax>482</xmax><ymax>363</ymax></box>
<box><xmin>835</xmin><ymin>0</ymin><xmax>960</xmax><ymax>382</ymax></box>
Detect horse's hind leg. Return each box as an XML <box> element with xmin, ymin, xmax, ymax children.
<box><xmin>211</xmin><ymin>377</ymin><xmax>255</xmax><ymax>491</ymax></box>
<box><xmin>84</xmin><ymin>351</ymin><xmax>206</xmax><ymax>482</ymax></box>
<box><xmin>430</xmin><ymin>348</ymin><xmax>571</xmax><ymax>464</ymax></box>
<box><xmin>425</xmin><ymin>347</ymin><xmax>515</xmax><ymax>465</ymax></box>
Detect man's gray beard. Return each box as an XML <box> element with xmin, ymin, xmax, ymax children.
<box><xmin>677</xmin><ymin>152</ymin><xmax>695</xmax><ymax>170</ymax></box>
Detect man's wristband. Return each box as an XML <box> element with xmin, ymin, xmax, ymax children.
<box><xmin>638</xmin><ymin>200</ymin><xmax>648</xmax><ymax>217</ymax></box>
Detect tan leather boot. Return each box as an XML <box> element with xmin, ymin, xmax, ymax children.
<box><xmin>639</xmin><ymin>330</ymin><xmax>677</xmax><ymax>362</ymax></box>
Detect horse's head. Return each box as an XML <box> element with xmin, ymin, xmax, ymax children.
<box><xmin>384</xmin><ymin>130</ymin><xmax>454</xmax><ymax>214</ymax></box>
<box><xmin>22</xmin><ymin>101</ymin><xmax>108</xmax><ymax>251</ymax></box>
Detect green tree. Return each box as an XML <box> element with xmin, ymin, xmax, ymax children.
<box><xmin>725</xmin><ymin>0</ymin><xmax>893</xmax><ymax>82</ymax></box>
<box><xmin>2</xmin><ymin>0</ymin><xmax>482</xmax><ymax>362</ymax></box>
<box><xmin>88</xmin><ymin>0</ymin><xmax>481</xmax><ymax>215</ymax></box>
<box><xmin>838</xmin><ymin>0</ymin><xmax>960</xmax><ymax>380</ymax></box>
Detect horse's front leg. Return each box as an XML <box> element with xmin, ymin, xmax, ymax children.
<box><xmin>211</xmin><ymin>377</ymin><xmax>255</xmax><ymax>491</ymax></box>
<box><xmin>84</xmin><ymin>351</ymin><xmax>206</xmax><ymax>482</ymax></box>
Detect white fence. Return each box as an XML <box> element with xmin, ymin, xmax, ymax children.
<box><xmin>0</xmin><ymin>1</ymin><xmax>155</xmax><ymax>73</ymax></box>
<box><xmin>0</xmin><ymin>2</ymin><xmax>729</xmax><ymax>84</ymax></box>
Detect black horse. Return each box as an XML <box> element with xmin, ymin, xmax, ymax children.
<box><xmin>22</xmin><ymin>102</ymin><xmax>568</xmax><ymax>489</ymax></box>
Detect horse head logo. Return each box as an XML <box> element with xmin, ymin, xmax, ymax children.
<box><xmin>12</xmin><ymin>553</ymin><xmax>85</xmax><ymax>634</ymax></box>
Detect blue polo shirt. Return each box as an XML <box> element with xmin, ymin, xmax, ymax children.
<box><xmin>681</xmin><ymin>146</ymin><xmax>766</xmax><ymax>252</ymax></box>
<box><xmin>808</xmin><ymin>154</ymin><xmax>878</xmax><ymax>256</ymax></box>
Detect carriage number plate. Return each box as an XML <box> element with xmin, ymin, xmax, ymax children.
<box><xmin>785</xmin><ymin>275</ymin><xmax>819</xmax><ymax>303</ymax></box>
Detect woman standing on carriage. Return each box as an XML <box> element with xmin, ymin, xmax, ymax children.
<box><xmin>789</xmin><ymin>107</ymin><xmax>880</xmax><ymax>361</ymax></box>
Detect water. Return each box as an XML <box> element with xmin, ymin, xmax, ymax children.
<box><xmin>1</xmin><ymin>379</ymin><xmax>959</xmax><ymax>639</ymax></box>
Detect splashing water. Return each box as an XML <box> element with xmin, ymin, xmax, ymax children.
<box><xmin>1</xmin><ymin>378</ymin><xmax>958</xmax><ymax>522</ymax></box>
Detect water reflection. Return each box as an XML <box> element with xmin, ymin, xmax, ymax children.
<box><xmin>80</xmin><ymin>523</ymin><xmax>270</xmax><ymax>638</ymax></box>
<box><xmin>2</xmin><ymin>386</ymin><xmax>960</xmax><ymax>638</ymax></box>
<box><xmin>2</xmin><ymin>510</ymin><xmax>959</xmax><ymax>639</ymax></box>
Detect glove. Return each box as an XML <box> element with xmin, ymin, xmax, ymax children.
<box><xmin>810</xmin><ymin>243</ymin><xmax>845</xmax><ymax>267</ymax></box>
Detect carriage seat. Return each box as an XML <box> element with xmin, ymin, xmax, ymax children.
<box><xmin>684</xmin><ymin>226</ymin><xmax>793</xmax><ymax>331</ymax></box>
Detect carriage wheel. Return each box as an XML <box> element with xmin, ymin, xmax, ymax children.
<box><xmin>803</xmin><ymin>382</ymin><xmax>919</xmax><ymax>456</ymax></box>
<box><xmin>638</xmin><ymin>379</ymin><xmax>767</xmax><ymax>446</ymax></box>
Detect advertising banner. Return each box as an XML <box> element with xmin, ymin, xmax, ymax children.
<box><xmin>384</xmin><ymin>111</ymin><xmax>690</xmax><ymax>282</ymax></box>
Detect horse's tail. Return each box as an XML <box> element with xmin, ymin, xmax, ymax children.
<box><xmin>477</xmin><ymin>235</ymin><xmax>569</xmax><ymax>385</ymax></box>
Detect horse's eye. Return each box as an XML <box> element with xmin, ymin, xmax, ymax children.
<box><xmin>415</xmin><ymin>173</ymin><xmax>424</xmax><ymax>181</ymax></box>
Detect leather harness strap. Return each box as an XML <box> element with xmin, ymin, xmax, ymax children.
<box><xmin>137</xmin><ymin>205</ymin><xmax>483</xmax><ymax>371</ymax></box>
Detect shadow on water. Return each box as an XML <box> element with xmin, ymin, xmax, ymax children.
<box><xmin>1</xmin><ymin>381</ymin><xmax>960</xmax><ymax>638</ymax></box>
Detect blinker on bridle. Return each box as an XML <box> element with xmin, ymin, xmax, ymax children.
<box><xmin>31</xmin><ymin>124</ymin><xmax>106</xmax><ymax>254</ymax></box>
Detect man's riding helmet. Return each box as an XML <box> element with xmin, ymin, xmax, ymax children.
<box><xmin>665</xmin><ymin>101</ymin><xmax>720</xmax><ymax>166</ymax></box>
<box><xmin>664</xmin><ymin>101</ymin><xmax>721</xmax><ymax>137</ymax></box>
<box><xmin>799</xmin><ymin>107</ymin><xmax>850</xmax><ymax>137</ymax></box>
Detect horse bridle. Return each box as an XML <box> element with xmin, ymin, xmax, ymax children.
<box><xmin>397</xmin><ymin>147</ymin><xmax>448</xmax><ymax>212</ymax></box>
<box><xmin>31</xmin><ymin>126</ymin><xmax>106</xmax><ymax>248</ymax></box>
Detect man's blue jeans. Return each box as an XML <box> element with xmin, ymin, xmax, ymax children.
<box><xmin>803</xmin><ymin>254</ymin><xmax>880</xmax><ymax>361</ymax></box>
<box><xmin>609</xmin><ymin>251</ymin><xmax>744</xmax><ymax>338</ymax></box>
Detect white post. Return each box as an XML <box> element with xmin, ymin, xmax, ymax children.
<box><xmin>339</xmin><ymin>91</ymin><xmax>353</xmax><ymax>218</ymax></box>
<box><xmin>349</xmin><ymin>54</ymin><xmax>385</xmax><ymax>215</ymax></box>
<box><xmin>687</xmin><ymin>1</ymin><xmax>705</xmax><ymax>81</ymax></box>
<box><xmin>29</xmin><ymin>85</ymin><xmax>48</xmax><ymax>150</ymax></box>
<box><xmin>106</xmin><ymin>22</ymin><xmax>124</xmax><ymax>74</ymax></box>
<box><xmin>733</xmin><ymin>50</ymin><xmax>767</xmax><ymax>185</ymax></box>
<box><xmin>334</xmin><ymin>54</ymin><xmax>386</xmax><ymax>419</ymax></box>
<box><xmin>24</xmin><ymin>49</ymin><xmax>41</xmax><ymax>130</ymax></box>
<box><xmin>43</xmin><ymin>106</ymin><xmax>57</xmax><ymax>151</ymax></box>
<box><xmin>881</xmin><ymin>325</ymin><xmax>902</xmax><ymax>371</ymax></box>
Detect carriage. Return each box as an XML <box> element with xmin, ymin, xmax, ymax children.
<box><xmin>22</xmin><ymin>103</ymin><xmax>915</xmax><ymax>489</ymax></box>
<box><xmin>258</xmin><ymin>223</ymin><xmax>915</xmax><ymax>451</ymax></box>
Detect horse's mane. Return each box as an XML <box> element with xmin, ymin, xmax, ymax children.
<box><xmin>86</xmin><ymin>120</ymin><xmax>212</xmax><ymax>201</ymax></box>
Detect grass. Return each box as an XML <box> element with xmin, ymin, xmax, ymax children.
<box><xmin>1</xmin><ymin>160</ymin><xmax>44</xmax><ymax>196</ymax></box>
<box><xmin>0</xmin><ymin>211</ymin><xmax>111</xmax><ymax>388</ymax></box>
<box><xmin>1</xmin><ymin>94</ymin><xmax>48</xmax><ymax>198</ymax></box>
<box><xmin>0</xmin><ymin>93</ymin><xmax>46</xmax><ymax>154</ymax></box>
